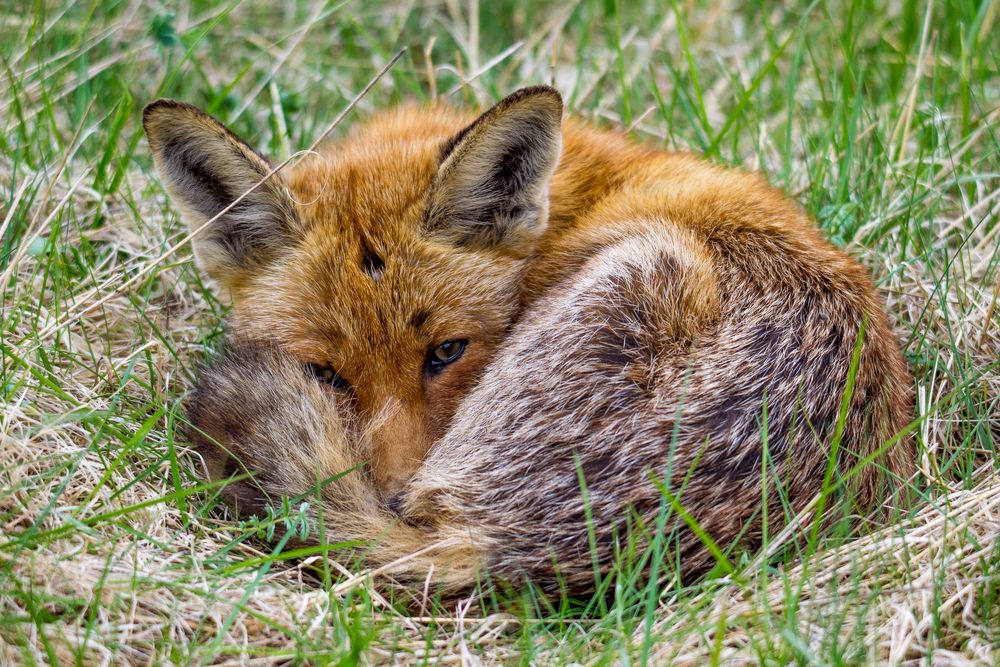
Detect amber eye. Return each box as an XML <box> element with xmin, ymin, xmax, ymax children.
<box><xmin>305</xmin><ymin>363</ymin><xmax>350</xmax><ymax>391</ymax></box>
<box><xmin>426</xmin><ymin>339</ymin><xmax>467</xmax><ymax>374</ymax></box>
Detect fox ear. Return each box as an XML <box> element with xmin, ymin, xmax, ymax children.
<box><xmin>424</xmin><ymin>86</ymin><xmax>563</xmax><ymax>258</ymax></box>
<box><xmin>143</xmin><ymin>100</ymin><xmax>297</xmax><ymax>286</ymax></box>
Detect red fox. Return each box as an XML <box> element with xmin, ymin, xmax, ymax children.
<box><xmin>144</xmin><ymin>86</ymin><xmax>915</xmax><ymax>594</ymax></box>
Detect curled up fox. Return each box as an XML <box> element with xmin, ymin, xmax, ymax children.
<box><xmin>144</xmin><ymin>86</ymin><xmax>915</xmax><ymax>595</ymax></box>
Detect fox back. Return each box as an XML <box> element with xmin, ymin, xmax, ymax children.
<box><xmin>146</xmin><ymin>87</ymin><xmax>915</xmax><ymax>593</ymax></box>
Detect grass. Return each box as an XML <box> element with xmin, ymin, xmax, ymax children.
<box><xmin>1</xmin><ymin>0</ymin><xmax>998</xmax><ymax>663</ymax></box>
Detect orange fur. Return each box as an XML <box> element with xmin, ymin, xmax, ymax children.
<box><xmin>146</xmin><ymin>87</ymin><xmax>916</xmax><ymax>595</ymax></box>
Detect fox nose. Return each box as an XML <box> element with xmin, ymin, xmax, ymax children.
<box><xmin>368</xmin><ymin>398</ymin><xmax>429</xmax><ymax>496</ymax></box>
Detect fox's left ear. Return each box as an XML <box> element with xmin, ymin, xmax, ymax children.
<box><xmin>424</xmin><ymin>86</ymin><xmax>563</xmax><ymax>258</ymax></box>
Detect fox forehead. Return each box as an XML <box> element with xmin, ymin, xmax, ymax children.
<box><xmin>287</xmin><ymin>143</ymin><xmax>433</xmax><ymax>239</ymax></box>
<box><xmin>285</xmin><ymin>104</ymin><xmax>474</xmax><ymax>232</ymax></box>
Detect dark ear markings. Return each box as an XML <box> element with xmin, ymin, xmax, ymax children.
<box><xmin>160</xmin><ymin>134</ymin><xmax>248</xmax><ymax>223</ymax></box>
<box><xmin>423</xmin><ymin>86</ymin><xmax>563</xmax><ymax>257</ymax></box>
<box><xmin>142</xmin><ymin>98</ymin><xmax>297</xmax><ymax>284</ymax></box>
<box><xmin>438</xmin><ymin>121</ymin><xmax>476</xmax><ymax>163</ymax></box>
<box><xmin>435</xmin><ymin>85</ymin><xmax>562</xmax><ymax>161</ymax></box>
<box><xmin>143</xmin><ymin>99</ymin><xmax>275</xmax><ymax>173</ymax></box>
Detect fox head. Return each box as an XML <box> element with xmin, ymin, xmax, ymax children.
<box><xmin>144</xmin><ymin>87</ymin><xmax>563</xmax><ymax>494</ymax></box>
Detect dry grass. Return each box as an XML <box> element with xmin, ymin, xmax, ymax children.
<box><xmin>1</xmin><ymin>0</ymin><xmax>998</xmax><ymax>664</ymax></box>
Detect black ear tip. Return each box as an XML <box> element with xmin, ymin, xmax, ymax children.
<box><xmin>143</xmin><ymin>98</ymin><xmax>180</xmax><ymax>119</ymax></box>
<box><xmin>511</xmin><ymin>85</ymin><xmax>563</xmax><ymax>111</ymax></box>
<box><xmin>497</xmin><ymin>86</ymin><xmax>563</xmax><ymax>124</ymax></box>
<box><xmin>518</xmin><ymin>84</ymin><xmax>561</xmax><ymax>98</ymax></box>
<box><xmin>141</xmin><ymin>98</ymin><xmax>207</xmax><ymax>134</ymax></box>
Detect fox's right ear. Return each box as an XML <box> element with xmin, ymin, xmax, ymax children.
<box><xmin>143</xmin><ymin>100</ymin><xmax>297</xmax><ymax>287</ymax></box>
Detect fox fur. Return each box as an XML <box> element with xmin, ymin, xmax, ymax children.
<box><xmin>144</xmin><ymin>86</ymin><xmax>916</xmax><ymax>595</ymax></box>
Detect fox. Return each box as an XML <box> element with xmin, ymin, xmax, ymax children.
<box><xmin>143</xmin><ymin>86</ymin><xmax>916</xmax><ymax>595</ymax></box>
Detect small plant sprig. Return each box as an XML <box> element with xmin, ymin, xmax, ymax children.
<box><xmin>237</xmin><ymin>497</ymin><xmax>313</xmax><ymax>542</ymax></box>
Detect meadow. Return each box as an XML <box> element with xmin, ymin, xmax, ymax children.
<box><xmin>1</xmin><ymin>0</ymin><xmax>998</xmax><ymax>663</ymax></box>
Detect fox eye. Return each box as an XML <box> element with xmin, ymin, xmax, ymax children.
<box><xmin>426</xmin><ymin>339</ymin><xmax>467</xmax><ymax>373</ymax></box>
<box><xmin>306</xmin><ymin>363</ymin><xmax>350</xmax><ymax>391</ymax></box>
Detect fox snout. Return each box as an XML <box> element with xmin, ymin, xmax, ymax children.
<box><xmin>365</xmin><ymin>397</ymin><xmax>431</xmax><ymax>496</ymax></box>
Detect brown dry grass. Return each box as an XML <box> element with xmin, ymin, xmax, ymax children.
<box><xmin>1</xmin><ymin>0</ymin><xmax>998</xmax><ymax>664</ymax></box>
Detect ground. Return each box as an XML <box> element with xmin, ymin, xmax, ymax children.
<box><xmin>1</xmin><ymin>0</ymin><xmax>998</xmax><ymax>664</ymax></box>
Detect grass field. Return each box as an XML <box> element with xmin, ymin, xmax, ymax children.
<box><xmin>1</xmin><ymin>0</ymin><xmax>998</xmax><ymax>663</ymax></box>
